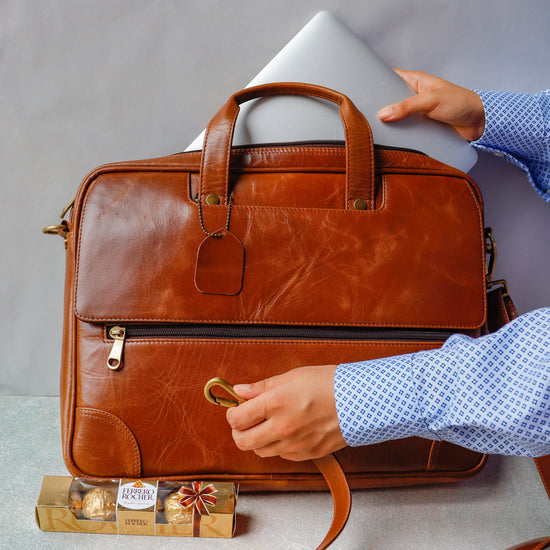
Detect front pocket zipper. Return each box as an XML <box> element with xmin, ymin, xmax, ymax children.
<box><xmin>106</xmin><ymin>324</ymin><xmax>455</xmax><ymax>371</ymax></box>
<box><xmin>107</xmin><ymin>326</ymin><xmax>126</xmax><ymax>370</ymax></box>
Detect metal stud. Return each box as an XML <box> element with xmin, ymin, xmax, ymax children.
<box><xmin>353</xmin><ymin>198</ymin><xmax>367</xmax><ymax>210</ymax></box>
<box><xmin>206</xmin><ymin>194</ymin><xmax>220</xmax><ymax>205</ymax></box>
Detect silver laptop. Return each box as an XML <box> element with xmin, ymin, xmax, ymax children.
<box><xmin>186</xmin><ymin>11</ymin><xmax>477</xmax><ymax>172</ymax></box>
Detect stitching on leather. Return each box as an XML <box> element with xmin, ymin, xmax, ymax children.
<box><xmin>199</xmin><ymin>118</ymin><xmax>212</xmax><ymax>199</ymax></box>
<box><xmin>369</xmin><ymin>117</ymin><xmax>375</xmax><ymax>208</ymax></box>
<box><xmin>112</xmin><ymin>339</ymin><xmax>443</xmax><ymax>348</ymax></box>
<box><xmin>81</xmin><ymin>314</ymin><xmax>481</xmax><ymax>328</ymax></box>
<box><xmin>340</xmin><ymin>107</ymin><xmax>352</xmax><ymax>208</ymax></box>
<box><xmin>78</xmin><ymin>408</ymin><xmax>141</xmax><ymax>476</ymax></box>
<box><xmin>221</xmin><ymin>105</ymin><xmax>239</xmax><ymax>203</ymax></box>
<box><xmin>66</xmin><ymin>265</ymin><xmax>79</xmax><ymax>474</ymax></box>
<box><xmin>364</xmin><ymin>109</ymin><xmax>375</xmax><ymax>209</ymax></box>
<box><xmin>184</xmin><ymin>203</ymin><xmax>380</xmax><ymax>214</ymax></box>
<box><xmin>462</xmin><ymin>178</ymin><xmax>488</xmax><ymax>327</ymax></box>
<box><xmin>426</xmin><ymin>441</ymin><xmax>441</xmax><ymax>471</ymax></box>
<box><xmin>377</xmin><ymin>175</ymin><xmax>389</xmax><ymax>211</ymax></box>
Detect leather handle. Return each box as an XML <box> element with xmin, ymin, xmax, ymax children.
<box><xmin>313</xmin><ymin>453</ymin><xmax>352</xmax><ymax>550</ymax></box>
<box><xmin>199</xmin><ymin>82</ymin><xmax>376</xmax><ymax>210</ymax></box>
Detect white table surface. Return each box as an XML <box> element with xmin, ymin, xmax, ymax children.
<box><xmin>2</xmin><ymin>395</ymin><xmax>549</xmax><ymax>549</ymax></box>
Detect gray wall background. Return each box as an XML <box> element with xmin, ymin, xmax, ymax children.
<box><xmin>2</xmin><ymin>0</ymin><xmax>549</xmax><ymax>395</ymax></box>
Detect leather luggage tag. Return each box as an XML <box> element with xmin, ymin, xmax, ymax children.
<box><xmin>194</xmin><ymin>230</ymin><xmax>245</xmax><ymax>295</ymax></box>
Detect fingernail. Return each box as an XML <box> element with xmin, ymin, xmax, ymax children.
<box><xmin>378</xmin><ymin>107</ymin><xmax>393</xmax><ymax>120</ymax></box>
<box><xmin>233</xmin><ymin>384</ymin><xmax>251</xmax><ymax>393</ymax></box>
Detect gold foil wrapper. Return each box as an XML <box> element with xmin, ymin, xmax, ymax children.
<box><xmin>156</xmin><ymin>497</ymin><xmax>164</xmax><ymax>512</ymax></box>
<box><xmin>81</xmin><ymin>487</ymin><xmax>116</xmax><ymax>521</ymax></box>
<box><xmin>68</xmin><ymin>489</ymin><xmax>82</xmax><ymax>513</ymax></box>
<box><xmin>163</xmin><ymin>492</ymin><xmax>193</xmax><ymax>525</ymax></box>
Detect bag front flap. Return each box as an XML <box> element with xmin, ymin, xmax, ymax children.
<box><xmin>73</xmin><ymin>148</ymin><xmax>486</xmax><ymax>329</ymax></box>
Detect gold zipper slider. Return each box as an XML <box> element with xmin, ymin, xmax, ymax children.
<box><xmin>107</xmin><ymin>326</ymin><xmax>126</xmax><ymax>370</ymax></box>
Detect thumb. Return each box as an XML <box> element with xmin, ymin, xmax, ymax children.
<box><xmin>392</xmin><ymin>68</ymin><xmax>427</xmax><ymax>92</ymax></box>
<box><xmin>232</xmin><ymin>379</ymin><xmax>269</xmax><ymax>400</ymax></box>
<box><xmin>233</xmin><ymin>371</ymin><xmax>290</xmax><ymax>399</ymax></box>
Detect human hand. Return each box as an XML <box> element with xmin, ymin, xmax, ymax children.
<box><xmin>378</xmin><ymin>68</ymin><xmax>485</xmax><ymax>141</ymax></box>
<box><xmin>225</xmin><ymin>365</ymin><xmax>347</xmax><ymax>461</ymax></box>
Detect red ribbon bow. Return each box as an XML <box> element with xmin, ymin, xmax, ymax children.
<box><xmin>178</xmin><ymin>482</ymin><xmax>218</xmax><ymax>516</ymax></box>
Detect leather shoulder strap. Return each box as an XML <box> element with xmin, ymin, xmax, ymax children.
<box><xmin>505</xmin><ymin>536</ymin><xmax>550</xmax><ymax>550</ymax></box>
<box><xmin>535</xmin><ymin>455</ymin><xmax>550</xmax><ymax>500</ymax></box>
<box><xmin>313</xmin><ymin>453</ymin><xmax>351</xmax><ymax>550</ymax></box>
<box><xmin>204</xmin><ymin>378</ymin><xmax>350</xmax><ymax>549</ymax></box>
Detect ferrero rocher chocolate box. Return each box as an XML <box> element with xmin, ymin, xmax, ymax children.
<box><xmin>36</xmin><ymin>476</ymin><xmax>236</xmax><ymax>538</ymax></box>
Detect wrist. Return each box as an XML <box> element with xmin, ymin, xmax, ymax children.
<box><xmin>457</xmin><ymin>90</ymin><xmax>485</xmax><ymax>141</ymax></box>
<box><xmin>468</xmin><ymin>90</ymin><xmax>486</xmax><ymax>141</ymax></box>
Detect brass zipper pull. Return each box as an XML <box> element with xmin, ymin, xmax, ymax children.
<box><xmin>107</xmin><ymin>326</ymin><xmax>126</xmax><ymax>370</ymax></box>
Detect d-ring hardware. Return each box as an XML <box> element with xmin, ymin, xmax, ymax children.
<box><xmin>42</xmin><ymin>224</ymin><xmax>66</xmax><ymax>235</ymax></box>
<box><xmin>204</xmin><ymin>377</ymin><xmax>246</xmax><ymax>408</ymax></box>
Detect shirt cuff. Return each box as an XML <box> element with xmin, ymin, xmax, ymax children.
<box><xmin>472</xmin><ymin>90</ymin><xmax>550</xmax><ymax>202</ymax></box>
<box><xmin>473</xmin><ymin>90</ymin><xmax>545</xmax><ymax>159</ymax></box>
<box><xmin>334</xmin><ymin>354</ymin><xmax>434</xmax><ymax>447</ymax></box>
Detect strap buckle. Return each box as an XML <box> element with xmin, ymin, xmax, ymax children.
<box><xmin>42</xmin><ymin>220</ymin><xmax>70</xmax><ymax>248</ymax></box>
<box><xmin>487</xmin><ymin>278</ymin><xmax>510</xmax><ymax>299</ymax></box>
<box><xmin>204</xmin><ymin>377</ymin><xmax>245</xmax><ymax>408</ymax></box>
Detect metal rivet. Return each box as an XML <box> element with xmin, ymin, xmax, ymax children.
<box><xmin>206</xmin><ymin>194</ymin><xmax>220</xmax><ymax>205</ymax></box>
<box><xmin>353</xmin><ymin>198</ymin><xmax>367</xmax><ymax>210</ymax></box>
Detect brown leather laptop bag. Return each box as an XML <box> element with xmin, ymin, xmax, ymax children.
<box><xmin>56</xmin><ymin>82</ymin><xmax>490</xmax><ymax>484</ymax></box>
<box><xmin>49</xmin><ymin>82</ymin><xmax>532</xmax><ymax>547</ymax></box>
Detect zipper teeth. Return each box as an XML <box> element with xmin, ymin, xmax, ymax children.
<box><xmin>108</xmin><ymin>324</ymin><xmax>453</xmax><ymax>342</ymax></box>
<box><xmin>183</xmin><ymin>141</ymin><xmax>427</xmax><ymax>156</ymax></box>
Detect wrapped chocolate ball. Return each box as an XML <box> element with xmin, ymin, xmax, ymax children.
<box><xmin>164</xmin><ymin>492</ymin><xmax>193</xmax><ymax>524</ymax></box>
<box><xmin>156</xmin><ymin>497</ymin><xmax>164</xmax><ymax>512</ymax></box>
<box><xmin>81</xmin><ymin>487</ymin><xmax>116</xmax><ymax>521</ymax></box>
<box><xmin>68</xmin><ymin>489</ymin><xmax>83</xmax><ymax>516</ymax></box>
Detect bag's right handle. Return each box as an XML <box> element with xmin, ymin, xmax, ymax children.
<box><xmin>198</xmin><ymin>82</ymin><xmax>376</xmax><ymax>211</ymax></box>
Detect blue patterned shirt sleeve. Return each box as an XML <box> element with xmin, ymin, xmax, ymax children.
<box><xmin>472</xmin><ymin>89</ymin><xmax>550</xmax><ymax>202</ymax></box>
<box><xmin>334</xmin><ymin>89</ymin><xmax>550</xmax><ymax>457</ymax></box>
<box><xmin>335</xmin><ymin>309</ymin><xmax>550</xmax><ymax>457</ymax></box>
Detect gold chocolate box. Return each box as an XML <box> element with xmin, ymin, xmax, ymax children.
<box><xmin>36</xmin><ymin>476</ymin><xmax>236</xmax><ymax>538</ymax></box>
